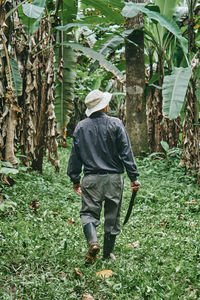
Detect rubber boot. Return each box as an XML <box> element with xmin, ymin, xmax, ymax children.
<box><xmin>83</xmin><ymin>223</ymin><xmax>100</xmax><ymax>265</ymax></box>
<box><xmin>103</xmin><ymin>234</ymin><xmax>116</xmax><ymax>260</ymax></box>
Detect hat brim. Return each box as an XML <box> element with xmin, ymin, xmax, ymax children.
<box><xmin>85</xmin><ymin>92</ymin><xmax>112</xmax><ymax>117</ymax></box>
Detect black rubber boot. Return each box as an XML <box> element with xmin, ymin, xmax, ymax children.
<box><xmin>103</xmin><ymin>234</ymin><xmax>116</xmax><ymax>260</ymax></box>
<box><xmin>83</xmin><ymin>223</ymin><xmax>100</xmax><ymax>265</ymax></box>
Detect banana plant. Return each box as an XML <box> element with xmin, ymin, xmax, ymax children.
<box><xmin>122</xmin><ymin>1</ymin><xmax>190</xmax><ymax>152</ymax></box>
<box><xmin>163</xmin><ymin>66</ymin><xmax>192</xmax><ymax>119</ymax></box>
<box><xmin>54</xmin><ymin>0</ymin><xmax>78</xmax><ymax>136</ymax></box>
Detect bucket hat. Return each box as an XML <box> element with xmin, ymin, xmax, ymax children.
<box><xmin>85</xmin><ymin>89</ymin><xmax>112</xmax><ymax>117</ymax></box>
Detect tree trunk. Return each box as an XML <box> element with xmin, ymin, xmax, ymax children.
<box><xmin>125</xmin><ymin>0</ymin><xmax>149</xmax><ymax>156</ymax></box>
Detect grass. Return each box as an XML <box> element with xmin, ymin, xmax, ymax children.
<box><xmin>0</xmin><ymin>144</ymin><xmax>199</xmax><ymax>299</ymax></box>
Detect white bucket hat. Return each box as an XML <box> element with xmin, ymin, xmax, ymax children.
<box><xmin>85</xmin><ymin>89</ymin><xmax>112</xmax><ymax>117</ymax></box>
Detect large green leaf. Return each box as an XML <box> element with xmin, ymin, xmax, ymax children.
<box><xmin>96</xmin><ymin>35</ymin><xmax>124</xmax><ymax>56</ymax></box>
<box><xmin>56</xmin><ymin>23</ymin><xmax>93</xmax><ymax>31</ymax></box>
<box><xmin>57</xmin><ymin>0</ymin><xmax>78</xmax><ymax>24</ymax></box>
<box><xmin>0</xmin><ymin>167</ymin><xmax>19</xmax><ymax>175</ymax></box>
<box><xmin>18</xmin><ymin>0</ymin><xmax>46</xmax><ymax>33</ymax></box>
<box><xmin>155</xmin><ymin>0</ymin><xmax>182</xmax><ymax>18</ymax></box>
<box><xmin>9</xmin><ymin>58</ymin><xmax>22</xmax><ymax>97</ymax></box>
<box><xmin>163</xmin><ymin>67</ymin><xmax>192</xmax><ymax>119</ymax></box>
<box><xmin>22</xmin><ymin>3</ymin><xmax>45</xmax><ymax>18</ymax></box>
<box><xmin>122</xmin><ymin>3</ymin><xmax>188</xmax><ymax>53</ymax></box>
<box><xmin>90</xmin><ymin>34</ymin><xmax>124</xmax><ymax>73</ymax></box>
<box><xmin>81</xmin><ymin>0</ymin><xmax>124</xmax><ymax>24</ymax></box>
<box><xmin>55</xmin><ymin>43</ymin><xmax>76</xmax><ymax>131</ymax></box>
<box><xmin>61</xmin><ymin>42</ymin><xmax>125</xmax><ymax>83</ymax></box>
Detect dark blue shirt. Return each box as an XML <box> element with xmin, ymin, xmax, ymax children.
<box><xmin>67</xmin><ymin>112</ymin><xmax>139</xmax><ymax>184</ymax></box>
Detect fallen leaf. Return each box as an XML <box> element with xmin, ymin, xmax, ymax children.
<box><xmin>74</xmin><ymin>268</ymin><xmax>83</xmax><ymax>277</ymax></box>
<box><xmin>60</xmin><ymin>271</ymin><xmax>67</xmax><ymax>278</ymax></box>
<box><xmin>68</xmin><ymin>217</ymin><xmax>75</xmax><ymax>225</ymax></box>
<box><xmin>178</xmin><ymin>214</ymin><xmax>186</xmax><ymax>220</ymax></box>
<box><xmin>83</xmin><ymin>292</ymin><xmax>94</xmax><ymax>300</ymax></box>
<box><xmin>190</xmin><ymin>222</ymin><xmax>196</xmax><ymax>227</ymax></box>
<box><xmin>158</xmin><ymin>222</ymin><xmax>165</xmax><ymax>226</ymax></box>
<box><xmin>184</xmin><ymin>200</ymin><xmax>196</xmax><ymax>205</ymax></box>
<box><xmin>29</xmin><ymin>201</ymin><xmax>40</xmax><ymax>210</ymax></box>
<box><xmin>126</xmin><ymin>241</ymin><xmax>140</xmax><ymax>248</ymax></box>
<box><xmin>96</xmin><ymin>269</ymin><xmax>113</xmax><ymax>279</ymax></box>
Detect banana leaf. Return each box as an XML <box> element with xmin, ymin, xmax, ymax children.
<box><xmin>55</xmin><ymin>45</ymin><xmax>76</xmax><ymax>132</ymax></box>
<box><xmin>57</xmin><ymin>0</ymin><xmax>78</xmax><ymax>24</ymax></box>
<box><xmin>155</xmin><ymin>0</ymin><xmax>182</xmax><ymax>18</ymax></box>
<box><xmin>90</xmin><ymin>35</ymin><xmax>124</xmax><ymax>73</ymax></box>
<box><xmin>163</xmin><ymin>67</ymin><xmax>192</xmax><ymax>120</ymax></box>
<box><xmin>18</xmin><ymin>0</ymin><xmax>46</xmax><ymax>33</ymax></box>
<box><xmin>22</xmin><ymin>3</ymin><xmax>45</xmax><ymax>18</ymax></box>
<box><xmin>9</xmin><ymin>58</ymin><xmax>22</xmax><ymax>97</ymax></box>
<box><xmin>61</xmin><ymin>42</ymin><xmax>125</xmax><ymax>83</ymax></box>
<box><xmin>80</xmin><ymin>0</ymin><xmax>123</xmax><ymax>25</ymax></box>
<box><xmin>122</xmin><ymin>3</ymin><xmax>188</xmax><ymax>53</ymax></box>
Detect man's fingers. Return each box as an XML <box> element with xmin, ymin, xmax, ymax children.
<box><xmin>131</xmin><ymin>180</ymin><xmax>141</xmax><ymax>192</ymax></box>
<box><xmin>131</xmin><ymin>186</ymin><xmax>140</xmax><ymax>192</ymax></box>
<box><xmin>73</xmin><ymin>184</ymin><xmax>82</xmax><ymax>195</ymax></box>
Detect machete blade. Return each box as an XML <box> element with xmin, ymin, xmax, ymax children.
<box><xmin>123</xmin><ymin>190</ymin><xmax>137</xmax><ymax>225</ymax></box>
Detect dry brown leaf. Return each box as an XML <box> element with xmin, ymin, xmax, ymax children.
<box><xmin>184</xmin><ymin>200</ymin><xmax>196</xmax><ymax>205</ymax></box>
<box><xmin>158</xmin><ymin>222</ymin><xmax>165</xmax><ymax>226</ymax></box>
<box><xmin>74</xmin><ymin>268</ymin><xmax>83</xmax><ymax>277</ymax></box>
<box><xmin>29</xmin><ymin>201</ymin><xmax>40</xmax><ymax>210</ymax></box>
<box><xmin>126</xmin><ymin>241</ymin><xmax>140</xmax><ymax>248</ymax></box>
<box><xmin>68</xmin><ymin>217</ymin><xmax>75</xmax><ymax>225</ymax></box>
<box><xmin>83</xmin><ymin>292</ymin><xmax>94</xmax><ymax>300</ymax></box>
<box><xmin>96</xmin><ymin>269</ymin><xmax>113</xmax><ymax>279</ymax></box>
<box><xmin>12</xmin><ymin>105</ymin><xmax>22</xmax><ymax>113</ymax></box>
<box><xmin>178</xmin><ymin>214</ymin><xmax>186</xmax><ymax>220</ymax></box>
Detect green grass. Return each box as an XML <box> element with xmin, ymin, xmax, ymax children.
<box><xmin>0</xmin><ymin>145</ymin><xmax>199</xmax><ymax>299</ymax></box>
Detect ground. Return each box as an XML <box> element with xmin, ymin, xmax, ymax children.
<box><xmin>0</xmin><ymin>145</ymin><xmax>199</xmax><ymax>299</ymax></box>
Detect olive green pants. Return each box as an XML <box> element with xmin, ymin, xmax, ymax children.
<box><xmin>80</xmin><ymin>173</ymin><xmax>124</xmax><ymax>235</ymax></box>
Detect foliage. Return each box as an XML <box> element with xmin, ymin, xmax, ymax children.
<box><xmin>122</xmin><ymin>2</ymin><xmax>188</xmax><ymax>53</ymax></box>
<box><xmin>9</xmin><ymin>58</ymin><xmax>23</xmax><ymax>97</ymax></box>
<box><xmin>0</xmin><ymin>161</ymin><xmax>19</xmax><ymax>175</ymax></box>
<box><xmin>0</xmin><ymin>146</ymin><xmax>199</xmax><ymax>299</ymax></box>
<box><xmin>163</xmin><ymin>67</ymin><xmax>192</xmax><ymax>119</ymax></box>
<box><xmin>61</xmin><ymin>42</ymin><xmax>125</xmax><ymax>83</ymax></box>
<box><xmin>18</xmin><ymin>0</ymin><xmax>46</xmax><ymax>34</ymax></box>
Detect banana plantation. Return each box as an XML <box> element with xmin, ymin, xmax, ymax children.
<box><xmin>0</xmin><ymin>1</ymin><xmax>200</xmax><ymax>298</ymax></box>
<box><xmin>0</xmin><ymin>0</ymin><xmax>199</xmax><ymax>183</ymax></box>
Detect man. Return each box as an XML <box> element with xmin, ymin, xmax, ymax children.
<box><xmin>67</xmin><ymin>89</ymin><xmax>140</xmax><ymax>264</ymax></box>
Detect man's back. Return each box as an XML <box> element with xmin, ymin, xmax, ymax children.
<box><xmin>67</xmin><ymin>111</ymin><xmax>139</xmax><ymax>183</ymax></box>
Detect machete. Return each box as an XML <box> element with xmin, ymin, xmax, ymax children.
<box><xmin>123</xmin><ymin>190</ymin><xmax>138</xmax><ymax>225</ymax></box>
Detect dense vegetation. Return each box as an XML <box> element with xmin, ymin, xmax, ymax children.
<box><xmin>0</xmin><ymin>146</ymin><xmax>199</xmax><ymax>299</ymax></box>
<box><xmin>0</xmin><ymin>0</ymin><xmax>199</xmax><ymax>182</ymax></box>
<box><xmin>0</xmin><ymin>1</ymin><xmax>199</xmax><ymax>297</ymax></box>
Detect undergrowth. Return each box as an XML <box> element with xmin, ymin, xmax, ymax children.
<box><xmin>0</xmin><ymin>144</ymin><xmax>199</xmax><ymax>299</ymax></box>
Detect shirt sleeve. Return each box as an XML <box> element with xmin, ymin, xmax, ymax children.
<box><xmin>67</xmin><ymin>129</ymin><xmax>82</xmax><ymax>184</ymax></box>
<box><xmin>117</xmin><ymin>121</ymin><xmax>139</xmax><ymax>181</ymax></box>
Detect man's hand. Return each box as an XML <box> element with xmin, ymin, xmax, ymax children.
<box><xmin>131</xmin><ymin>180</ymin><xmax>141</xmax><ymax>192</ymax></box>
<box><xmin>73</xmin><ymin>183</ymin><xmax>82</xmax><ymax>195</ymax></box>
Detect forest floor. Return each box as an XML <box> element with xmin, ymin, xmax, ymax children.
<box><xmin>0</xmin><ymin>143</ymin><xmax>199</xmax><ymax>300</ymax></box>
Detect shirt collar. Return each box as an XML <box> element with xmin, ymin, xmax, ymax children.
<box><xmin>89</xmin><ymin>111</ymin><xmax>106</xmax><ymax>118</ymax></box>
